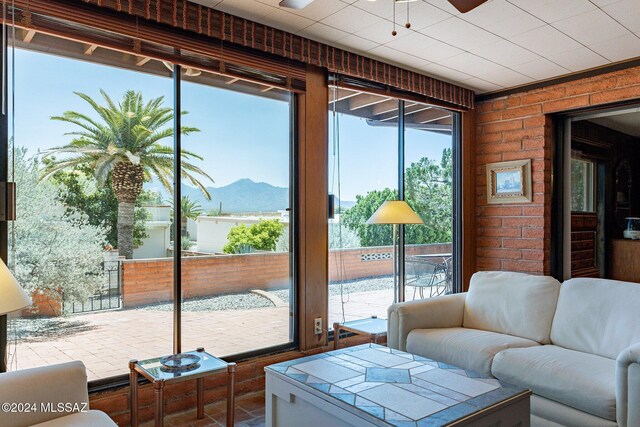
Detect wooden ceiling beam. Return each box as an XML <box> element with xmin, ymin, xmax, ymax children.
<box><xmin>329</xmin><ymin>88</ymin><xmax>360</xmax><ymax>103</ymax></box>
<box><xmin>84</xmin><ymin>44</ymin><xmax>98</xmax><ymax>56</ymax></box>
<box><xmin>135</xmin><ymin>56</ymin><xmax>151</xmax><ymax>66</ymax></box>
<box><xmin>349</xmin><ymin>93</ymin><xmax>389</xmax><ymax>111</ymax></box>
<box><xmin>23</xmin><ymin>29</ymin><xmax>36</xmax><ymax>43</ymax></box>
<box><xmin>411</xmin><ymin>109</ymin><xmax>452</xmax><ymax>124</ymax></box>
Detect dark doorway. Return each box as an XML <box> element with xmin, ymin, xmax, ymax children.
<box><xmin>555</xmin><ymin>105</ymin><xmax>640</xmax><ymax>283</ymax></box>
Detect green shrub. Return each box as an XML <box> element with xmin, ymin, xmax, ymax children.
<box><xmin>223</xmin><ymin>219</ymin><xmax>284</xmax><ymax>254</ymax></box>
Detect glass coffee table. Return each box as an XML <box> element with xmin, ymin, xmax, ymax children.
<box><xmin>129</xmin><ymin>347</ymin><xmax>236</xmax><ymax>427</ymax></box>
<box><xmin>333</xmin><ymin>316</ymin><xmax>387</xmax><ymax>350</ymax></box>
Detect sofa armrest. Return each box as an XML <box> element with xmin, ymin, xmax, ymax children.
<box><xmin>616</xmin><ymin>342</ymin><xmax>640</xmax><ymax>427</ymax></box>
<box><xmin>387</xmin><ymin>292</ymin><xmax>467</xmax><ymax>351</ymax></box>
<box><xmin>0</xmin><ymin>361</ymin><xmax>90</xmax><ymax>427</ymax></box>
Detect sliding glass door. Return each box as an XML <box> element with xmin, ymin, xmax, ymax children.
<box><xmin>1</xmin><ymin>24</ymin><xmax>296</xmax><ymax>381</ymax></box>
<box><xmin>328</xmin><ymin>84</ymin><xmax>459</xmax><ymax>326</ymax></box>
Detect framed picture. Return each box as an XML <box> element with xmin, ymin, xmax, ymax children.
<box><xmin>486</xmin><ymin>159</ymin><xmax>532</xmax><ymax>204</ymax></box>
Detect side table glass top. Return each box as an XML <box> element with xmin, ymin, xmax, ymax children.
<box><xmin>337</xmin><ymin>317</ymin><xmax>387</xmax><ymax>334</ymax></box>
<box><xmin>136</xmin><ymin>349</ymin><xmax>228</xmax><ymax>381</ymax></box>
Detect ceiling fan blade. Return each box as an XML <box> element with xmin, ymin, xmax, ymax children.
<box><xmin>447</xmin><ymin>0</ymin><xmax>488</xmax><ymax>13</ymax></box>
<box><xmin>279</xmin><ymin>0</ymin><xmax>315</xmax><ymax>9</ymax></box>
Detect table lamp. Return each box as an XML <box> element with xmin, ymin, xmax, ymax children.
<box><xmin>366</xmin><ymin>200</ymin><xmax>423</xmax><ymax>303</ymax></box>
<box><xmin>0</xmin><ymin>258</ymin><xmax>32</xmax><ymax>372</ymax></box>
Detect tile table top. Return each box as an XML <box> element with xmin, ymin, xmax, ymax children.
<box><xmin>265</xmin><ymin>344</ymin><xmax>527</xmax><ymax>427</ymax></box>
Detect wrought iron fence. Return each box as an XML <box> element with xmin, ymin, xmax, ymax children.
<box><xmin>63</xmin><ymin>260</ymin><xmax>122</xmax><ymax>314</ymax></box>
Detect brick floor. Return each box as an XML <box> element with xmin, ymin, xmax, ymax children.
<box><xmin>139</xmin><ymin>391</ymin><xmax>266</xmax><ymax>427</ymax></box>
<box><xmin>10</xmin><ymin>288</ymin><xmax>400</xmax><ymax>380</ymax></box>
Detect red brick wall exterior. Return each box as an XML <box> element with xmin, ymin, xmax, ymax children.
<box><xmin>475</xmin><ymin>66</ymin><xmax>640</xmax><ymax>275</ymax></box>
<box><xmin>122</xmin><ymin>244</ymin><xmax>452</xmax><ymax>306</ymax></box>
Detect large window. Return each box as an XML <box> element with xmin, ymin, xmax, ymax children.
<box><xmin>2</xmin><ymin>27</ymin><xmax>295</xmax><ymax>381</ymax></box>
<box><xmin>328</xmin><ymin>84</ymin><xmax>458</xmax><ymax>326</ymax></box>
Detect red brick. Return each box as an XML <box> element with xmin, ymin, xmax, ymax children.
<box><xmin>590</xmin><ymin>85</ymin><xmax>640</xmax><ymax>105</ymax></box>
<box><xmin>523</xmin><ymin>206</ymin><xmax>544</xmax><ymax>216</ymax></box>
<box><xmin>523</xmin><ymin>115</ymin><xmax>546</xmax><ymax>128</ymax></box>
<box><xmin>481</xmin><ymin>119</ymin><xmax>523</xmax><ymax>134</ymax></box>
<box><xmin>478</xmin><ymin>141</ymin><xmax>522</xmax><ymax>154</ymax></box>
<box><xmin>501</xmin><ymin>127</ymin><xmax>545</xmax><ymax>142</ymax></box>
<box><xmin>477</xmin><ymin>110</ymin><xmax>502</xmax><ymax>124</ymax></box>
<box><xmin>522</xmin><ymin>137</ymin><xmax>544</xmax><ymax>150</ymax></box>
<box><xmin>616</xmin><ymin>70</ymin><xmax>640</xmax><ymax>87</ymax></box>
<box><xmin>480</xmin><ymin>206</ymin><xmax>523</xmax><ymax>216</ymax></box>
<box><xmin>502</xmin><ymin>104</ymin><xmax>542</xmax><ymax>119</ymax></box>
<box><xmin>542</xmin><ymin>95</ymin><xmax>591</xmax><ymax>113</ymax></box>
<box><xmin>506</xmin><ymin>96</ymin><xmax>522</xmax><ymax>107</ymax></box>
<box><xmin>477</xmin><ymin>237</ymin><xmax>502</xmax><ymax>247</ymax></box>
<box><xmin>522</xmin><ymin>250</ymin><xmax>544</xmax><ymax>261</ymax></box>
<box><xmin>565</xmin><ymin>77</ymin><xmax>617</xmax><ymax>96</ymax></box>
<box><xmin>477</xmin><ymin>248</ymin><xmax>522</xmax><ymax>259</ymax></box>
<box><xmin>479</xmin><ymin>227</ymin><xmax>522</xmax><ymax>238</ymax></box>
<box><xmin>522</xmin><ymin>227</ymin><xmax>544</xmax><ymax>239</ymax></box>
<box><xmin>502</xmin><ymin>238</ymin><xmax>544</xmax><ymax>250</ymax></box>
<box><xmin>502</xmin><ymin>217</ymin><xmax>545</xmax><ymax>227</ymax></box>
<box><xmin>477</xmin><ymin>217</ymin><xmax>502</xmax><ymax>227</ymax></box>
<box><xmin>476</xmin><ymin>258</ymin><xmax>502</xmax><ymax>270</ymax></box>
<box><xmin>502</xmin><ymin>259</ymin><xmax>544</xmax><ymax>274</ymax></box>
<box><xmin>521</xmin><ymin>87</ymin><xmax>566</xmax><ymax>105</ymax></box>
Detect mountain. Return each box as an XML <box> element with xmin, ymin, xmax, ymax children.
<box><xmin>180</xmin><ymin>179</ymin><xmax>288</xmax><ymax>213</ymax></box>
<box><xmin>148</xmin><ymin>178</ymin><xmax>355</xmax><ymax>214</ymax></box>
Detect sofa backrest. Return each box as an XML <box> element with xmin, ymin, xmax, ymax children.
<box><xmin>551</xmin><ymin>278</ymin><xmax>640</xmax><ymax>359</ymax></box>
<box><xmin>463</xmin><ymin>271</ymin><xmax>561</xmax><ymax>344</ymax></box>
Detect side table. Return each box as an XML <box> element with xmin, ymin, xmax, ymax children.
<box><xmin>129</xmin><ymin>347</ymin><xmax>236</xmax><ymax>427</ymax></box>
<box><xmin>333</xmin><ymin>316</ymin><xmax>387</xmax><ymax>350</ymax></box>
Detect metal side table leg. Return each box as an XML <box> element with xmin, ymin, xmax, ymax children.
<box><xmin>129</xmin><ymin>360</ymin><xmax>139</xmax><ymax>427</ymax></box>
<box><xmin>154</xmin><ymin>380</ymin><xmax>165</xmax><ymax>427</ymax></box>
<box><xmin>226</xmin><ymin>363</ymin><xmax>237</xmax><ymax>427</ymax></box>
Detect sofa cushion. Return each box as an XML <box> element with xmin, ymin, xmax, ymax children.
<box><xmin>492</xmin><ymin>345</ymin><xmax>616</xmax><ymax>421</ymax></box>
<box><xmin>551</xmin><ymin>278</ymin><xmax>640</xmax><ymax>359</ymax></box>
<box><xmin>463</xmin><ymin>271</ymin><xmax>561</xmax><ymax>344</ymax></box>
<box><xmin>406</xmin><ymin>327</ymin><xmax>540</xmax><ymax>375</ymax></box>
<box><xmin>34</xmin><ymin>411</ymin><xmax>116</xmax><ymax>427</ymax></box>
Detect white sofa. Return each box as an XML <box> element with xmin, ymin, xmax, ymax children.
<box><xmin>387</xmin><ymin>271</ymin><xmax>640</xmax><ymax>427</ymax></box>
<box><xmin>0</xmin><ymin>361</ymin><xmax>117</xmax><ymax>427</ymax></box>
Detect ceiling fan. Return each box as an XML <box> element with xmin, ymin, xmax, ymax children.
<box><xmin>278</xmin><ymin>0</ymin><xmax>488</xmax><ymax>14</ymax></box>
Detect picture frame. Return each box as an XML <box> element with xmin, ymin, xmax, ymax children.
<box><xmin>486</xmin><ymin>159</ymin><xmax>532</xmax><ymax>204</ymax></box>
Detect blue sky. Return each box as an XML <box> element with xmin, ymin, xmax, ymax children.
<box><xmin>12</xmin><ymin>48</ymin><xmax>450</xmax><ymax>201</ymax></box>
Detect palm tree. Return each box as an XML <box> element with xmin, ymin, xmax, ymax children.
<box><xmin>171</xmin><ymin>196</ymin><xmax>204</xmax><ymax>237</ymax></box>
<box><xmin>41</xmin><ymin>90</ymin><xmax>213</xmax><ymax>259</ymax></box>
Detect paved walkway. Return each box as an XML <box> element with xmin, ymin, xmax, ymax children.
<box><xmin>10</xmin><ymin>287</ymin><xmax>429</xmax><ymax>380</ymax></box>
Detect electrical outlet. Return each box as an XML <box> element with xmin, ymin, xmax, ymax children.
<box><xmin>314</xmin><ymin>318</ymin><xmax>322</xmax><ymax>335</ymax></box>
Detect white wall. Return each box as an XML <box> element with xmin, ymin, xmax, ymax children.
<box><xmin>133</xmin><ymin>206</ymin><xmax>172</xmax><ymax>259</ymax></box>
<box><xmin>197</xmin><ymin>215</ymin><xmax>289</xmax><ymax>253</ymax></box>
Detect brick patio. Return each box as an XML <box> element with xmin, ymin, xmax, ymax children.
<box><xmin>10</xmin><ymin>289</ymin><xmax>394</xmax><ymax>380</ymax></box>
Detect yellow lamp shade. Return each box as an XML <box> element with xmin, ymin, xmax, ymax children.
<box><xmin>366</xmin><ymin>200</ymin><xmax>424</xmax><ymax>225</ymax></box>
<box><xmin>0</xmin><ymin>259</ymin><xmax>32</xmax><ymax>315</ymax></box>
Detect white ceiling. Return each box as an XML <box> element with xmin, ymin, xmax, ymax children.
<box><xmin>588</xmin><ymin>110</ymin><xmax>640</xmax><ymax>138</ymax></box>
<box><xmin>190</xmin><ymin>0</ymin><xmax>640</xmax><ymax>94</ymax></box>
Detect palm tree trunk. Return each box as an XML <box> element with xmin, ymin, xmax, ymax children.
<box><xmin>117</xmin><ymin>201</ymin><xmax>135</xmax><ymax>259</ymax></box>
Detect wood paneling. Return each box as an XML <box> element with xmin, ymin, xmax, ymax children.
<box><xmin>297</xmin><ymin>65</ymin><xmax>328</xmax><ymax>350</ymax></box>
<box><xmin>611</xmin><ymin>239</ymin><xmax>640</xmax><ymax>283</ymax></box>
<box><xmin>570</xmin><ymin>212</ymin><xmax>599</xmax><ymax>277</ymax></box>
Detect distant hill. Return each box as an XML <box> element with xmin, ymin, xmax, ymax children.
<box><xmin>149</xmin><ymin>178</ymin><xmax>355</xmax><ymax>213</ymax></box>
<box><xmin>182</xmin><ymin>179</ymin><xmax>288</xmax><ymax>213</ymax></box>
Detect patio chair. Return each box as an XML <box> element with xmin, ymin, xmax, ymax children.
<box><xmin>405</xmin><ymin>255</ymin><xmax>452</xmax><ymax>300</ymax></box>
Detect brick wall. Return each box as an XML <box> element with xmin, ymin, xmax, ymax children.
<box><xmin>475</xmin><ymin>66</ymin><xmax>640</xmax><ymax>275</ymax></box>
<box><xmin>122</xmin><ymin>244</ymin><xmax>452</xmax><ymax>306</ymax></box>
